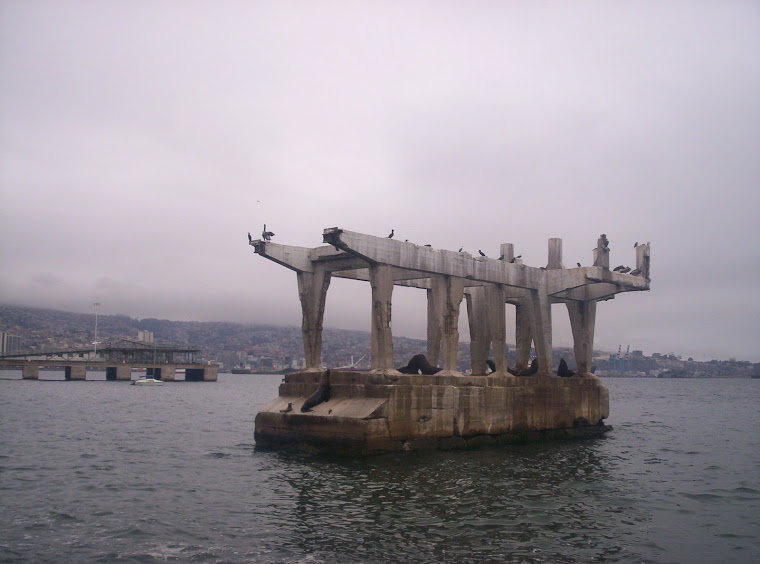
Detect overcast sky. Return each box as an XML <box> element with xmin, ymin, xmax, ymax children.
<box><xmin>1</xmin><ymin>1</ymin><xmax>758</xmax><ymax>362</ymax></box>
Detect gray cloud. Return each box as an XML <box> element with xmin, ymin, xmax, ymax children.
<box><xmin>1</xmin><ymin>1</ymin><xmax>758</xmax><ymax>361</ymax></box>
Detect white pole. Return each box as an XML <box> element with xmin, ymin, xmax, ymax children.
<box><xmin>93</xmin><ymin>300</ymin><xmax>101</xmax><ymax>357</ymax></box>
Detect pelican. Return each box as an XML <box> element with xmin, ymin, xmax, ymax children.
<box><xmin>262</xmin><ymin>224</ymin><xmax>275</xmax><ymax>241</ymax></box>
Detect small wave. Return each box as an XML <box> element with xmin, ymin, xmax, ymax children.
<box><xmin>206</xmin><ymin>452</ymin><xmax>232</xmax><ymax>458</ymax></box>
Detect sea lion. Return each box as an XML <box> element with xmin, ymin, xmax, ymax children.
<box><xmin>557</xmin><ymin>359</ymin><xmax>571</xmax><ymax>377</ymax></box>
<box><xmin>396</xmin><ymin>354</ymin><xmax>442</xmax><ymax>375</ymax></box>
<box><xmin>300</xmin><ymin>369</ymin><xmax>331</xmax><ymax>412</ymax></box>
<box><xmin>517</xmin><ymin>358</ymin><xmax>539</xmax><ymax>376</ymax></box>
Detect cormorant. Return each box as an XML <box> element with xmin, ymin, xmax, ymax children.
<box><xmin>387</xmin><ymin>229</ymin><xmax>394</xmax><ymax>238</ymax></box>
<box><xmin>630</xmin><ymin>268</ymin><xmax>642</xmax><ymax>276</ymax></box>
<box><xmin>478</xmin><ymin>250</ymin><xmax>486</xmax><ymax>257</ymax></box>
<box><xmin>620</xmin><ymin>266</ymin><xmax>631</xmax><ymax>274</ymax></box>
<box><xmin>577</xmin><ymin>262</ymin><xmax>581</xmax><ymax>267</ymax></box>
<box><xmin>498</xmin><ymin>254</ymin><xmax>505</xmax><ymax>260</ymax></box>
<box><xmin>509</xmin><ymin>255</ymin><xmax>522</xmax><ymax>263</ymax></box>
<box><xmin>424</xmin><ymin>244</ymin><xmax>432</xmax><ymax>247</ymax></box>
<box><xmin>262</xmin><ymin>224</ymin><xmax>275</xmax><ymax>241</ymax></box>
<box><xmin>458</xmin><ymin>247</ymin><xmax>463</xmax><ymax>252</ymax></box>
<box><xmin>613</xmin><ymin>265</ymin><xmax>625</xmax><ymax>272</ymax></box>
<box><xmin>634</xmin><ymin>241</ymin><xmax>639</xmax><ymax>248</ymax></box>
<box><xmin>248</xmin><ymin>232</ymin><xmax>252</xmax><ymax>243</ymax></box>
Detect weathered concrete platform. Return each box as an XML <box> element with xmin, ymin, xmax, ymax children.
<box><xmin>254</xmin><ymin>369</ymin><xmax>611</xmax><ymax>454</ymax></box>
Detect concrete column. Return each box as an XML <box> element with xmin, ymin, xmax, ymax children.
<box><xmin>66</xmin><ymin>365</ymin><xmax>86</xmax><ymax>380</ymax></box>
<box><xmin>593</xmin><ymin>234</ymin><xmax>610</xmax><ymax>268</ymax></box>
<box><xmin>22</xmin><ymin>364</ymin><xmax>39</xmax><ymax>379</ymax></box>
<box><xmin>500</xmin><ymin>243</ymin><xmax>514</xmax><ymax>263</ymax></box>
<box><xmin>435</xmin><ymin>275</ymin><xmax>465</xmax><ymax>374</ymax></box>
<box><xmin>485</xmin><ymin>284</ymin><xmax>508</xmax><ymax>374</ymax></box>
<box><xmin>466</xmin><ymin>287</ymin><xmax>490</xmax><ymax>375</ymax></box>
<box><xmin>426</xmin><ymin>286</ymin><xmax>442</xmax><ymax>366</ymax></box>
<box><xmin>636</xmin><ymin>242</ymin><xmax>651</xmax><ymax>279</ymax></box>
<box><xmin>161</xmin><ymin>365</ymin><xmax>176</xmax><ymax>381</ymax></box>
<box><xmin>116</xmin><ymin>365</ymin><xmax>132</xmax><ymax>380</ymax></box>
<box><xmin>203</xmin><ymin>364</ymin><xmax>219</xmax><ymax>381</ymax></box>
<box><xmin>567</xmin><ymin>300</ymin><xmax>597</xmax><ymax>376</ymax></box>
<box><xmin>526</xmin><ymin>277</ymin><xmax>553</xmax><ymax>375</ymax></box>
<box><xmin>369</xmin><ymin>264</ymin><xmax>395</xmax><ymax>371</ymax></box>
<box><xmin>297</xmin><ymin>264</ymin><xmax>332</xmax><ymax>370</ymax></box>
<box><xmin>515</xmin><ymin>302</ymin><xmax>533</xmax><ymax>372</ymax></box>
<box><xmin>547</xmin><ymin>238</ymin><xmax>565</xmax><ymax>270</ymax></box>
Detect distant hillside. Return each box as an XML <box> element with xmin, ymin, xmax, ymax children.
<box><xmin>0</xmin><ymin>303</ymin><xmax>437</xmax><ymax>370</ymax></box>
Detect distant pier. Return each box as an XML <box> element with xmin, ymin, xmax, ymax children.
<box><xmin>0</xmin><ymin>342</ymin><xmax>218</xmax><ymax>382</ymax></box>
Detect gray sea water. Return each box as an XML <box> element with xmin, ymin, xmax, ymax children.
<box><xmin>1</xmin><ymin>372</ymin><xmax>758</xmax><ymax>563</ymax></box>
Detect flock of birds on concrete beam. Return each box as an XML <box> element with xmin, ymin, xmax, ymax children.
<box><xmin>247</xmin><ymin>227</ymin><xmax>642</xmax><ymax>276</ymax></box>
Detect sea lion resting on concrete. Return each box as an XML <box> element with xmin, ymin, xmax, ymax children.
<box><xmin>557</xmin><ymin>358</ymin><xmax>575</xmax><ymax>377</ymax></box>
<box><xmin>486</xmin><ymin>359</ymin><xmax>519</xmax><ymax>376</ymax></box>
<box><xmin>517</xmin><ymin>358</ymin><xmax>539</xmax><ymax>376</ymax></box>
<box><xmin>301</xmin><ymin>369</ymin><xmax>331</xmax><ymax>412</ymax></box>
<box><xmin>397</xmin><ymin>354</ymin><xmax>442</xmax><ymax>375</ymax></box>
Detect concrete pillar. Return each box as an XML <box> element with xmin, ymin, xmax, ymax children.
<box><xmin>161</xmin><ymin>365</ymin><xmax>176</xmax><ymax>381</ymax></box>
<box><xmin>369</xmin><ymin>264</ymin><xmax>395</xmax><ymax>371</ymax></box>
<box><xmin>22</xmin><ymin>364</ymin><xmax>39</xmax><ymax>379</ymax></box>
<box><xmin>297</xmin><ymin>264</ymin><xmax>332</xmax><ymax>370</ymax></box>
<box><xmin>593</xmin><ymin>234</ymin><xmax>610</xmax><ymax>269</ymax></box>
<box><xmin>434</xmin><ymin>275</ymin><xmax>465</xmax><ymax>374</ymax></box>
<box><xmin>567</xmin><ymin>300</ymin><xmax>597</xmax><ymax>376</ymax></box>
<box><xmin>547</xmin><ymin>238</ymin><xmax>564</xmax><ymax>270</ymax></box>
<box><xmin>525</xmin><ymin>277</ymin><xmax>553</xmax><ymax>376</ymax></box>
<box><xmin>66</xmin><ymin>365</ymin><xmax>86</xmax><ymax>380</ymax></box>
<box><xmin>203</xmin><ymin>364</ymin><xmax>218</xmax><ymax>381</ymax></box>
<box><xmin>515</xmin><ymin>302</ymin><xmax>533</xmax><ymax>372</ymax></box>
<box><xmin>636</xmin><ymin>242</ymin><xmax>651</xmax><ymax>279</ymax></box>
<box><xmin>466</xmin><ymin>287</ymin><xmax>490</xmax><ymax>375</ymax></box>
<box><xmin>116</xmin><ymin>365</ymin><xmax>132</xmax><ymax>380</ymax></box>
<box><xmin>485</xmin><ymin>284</ymin><xmax>508</xmax><ymax>374</ymax></box>
<box><xmin>500</xmin><ymin>243</ymin><xmax>514</xmax><ymax>263</ymax></box>
<box><xmin>426</xmin><ymin>287</ymin><xmax>442</xmax><ymax>366</ymax></box>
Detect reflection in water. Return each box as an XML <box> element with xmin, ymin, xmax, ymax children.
<box><xmin>260</xmin><ymin>440</ymin><xmax>649</xmax><ymax>563</ymax></box>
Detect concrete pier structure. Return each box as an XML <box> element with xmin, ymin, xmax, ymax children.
<box><xmin>251</xmin><ymin>228</ymin><xmax>651</xmax><ymax>453</ymax></box>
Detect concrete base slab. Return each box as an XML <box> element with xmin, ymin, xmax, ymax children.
<box><xmin>255</xmin><ymin>369</ymin><xmax>611</xmax><ymax>455</ymax></box>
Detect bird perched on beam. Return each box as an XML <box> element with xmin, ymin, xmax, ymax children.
<box><xmin>613</xmin><ymin>265</ymin><xmax>625</xmax><ymax>272</ymax></box>
<box><xmin>634</xmin><ymin>241</ymin><xmax>639</xmax><ymax>248</ymax></box>
<box><xmin>620</xmin><ymin>266</ymin><xmax>631</xmax><ymax>274</ymax></box>
<box><xmin>262</xmin><ymin>224</ymin><xmax>275</xmax><ymax>241</ymax></box>
<box><xmin>248</xmin><ymin>232</ymin><xmax>252</xmax><ymax>244</ymax></box>
<box><xmin>510</xmin><ymin>255</ymin><xmax>522</xmax><ymax>263</ymax></box>
<box><xmin>478</xmin><ymin>250</ymin><xmax>486</xmax><ymax>257</ymax></box>
<box><xmin>387</xmin><ymin>229</ymin><xmax>394</xmax><ymax>238</ymax></box>
<box><xmin>577</xmin><ymin>262</ymin><xmax>582</xmax><ymax>267</ymax></box>
<box><xmin>630</xmin><ymin>268</ymin><xmax>642</xmax><ymax>276</ymax></box>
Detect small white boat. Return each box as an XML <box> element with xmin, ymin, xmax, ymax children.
<box><xmin>131</xmin><ymin>377</ymin><xmax>164</xmax><ymax>386</ymax></box>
